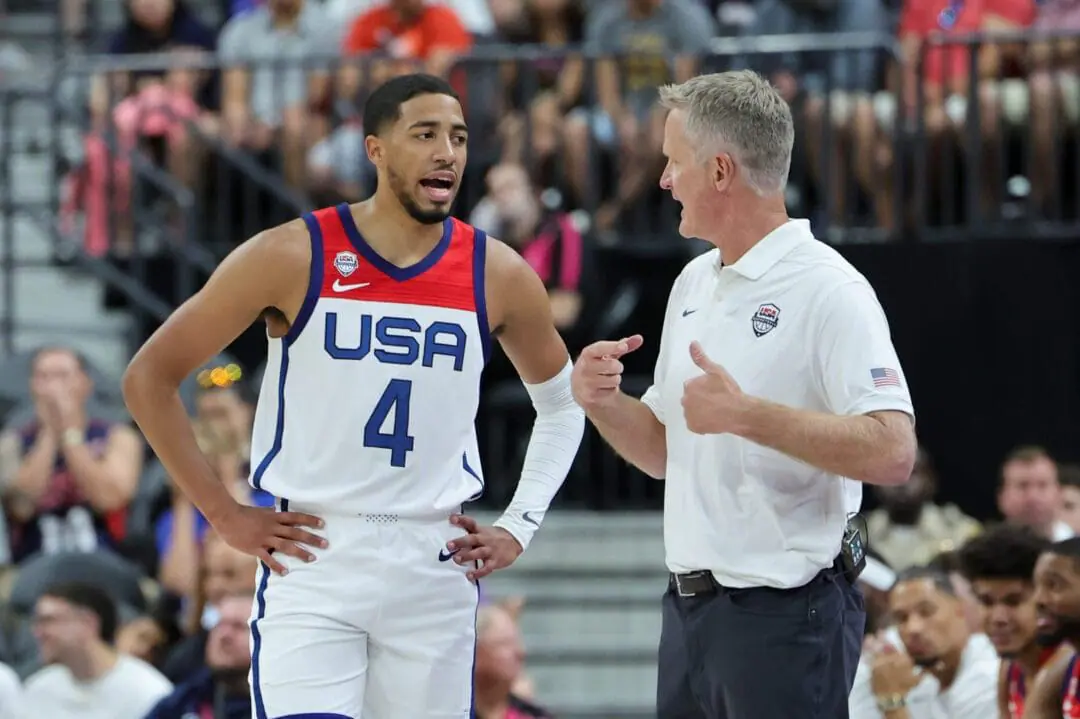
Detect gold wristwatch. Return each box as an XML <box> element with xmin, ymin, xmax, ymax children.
<box><xmin>61</xmin><ymin>428</ymin><xmax>84</xmax><ymax>448</ymax></box>
<box><xmin>875</xmin><ymin>693</ymin><xmax>906</xmax><ymax>711</ymax></box>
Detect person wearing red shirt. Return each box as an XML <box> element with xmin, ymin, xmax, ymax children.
<box><xmin>339</xmin><ymin>0</ymin><xmax>473</xmax><ymax>98</ymax></box>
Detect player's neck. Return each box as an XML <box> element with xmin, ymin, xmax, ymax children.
<box><xmin>709</xmin><ymin>195</ymin><xmax>789</xmax><ymax>266</ymax></box>
<box><xmin>351</xmin><ymin>196</ymin><xmax>446</xmax><ymax>266</ymax></box>
<box><xmin>1015</xmin><ymin>641</ymin><xmax>1047</xmax><ymax>679</ymax></box>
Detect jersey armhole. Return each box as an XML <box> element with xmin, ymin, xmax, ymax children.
<box><xmin>1062</xmin><ymin>655</ymin><xmax>1078</xmax><ymax>702</ymax></box>
<box><xmin>472</xmin><ymin>228</ymin><xmax>491</xmax><ymax>364</ymax></box>
<box><xmin>283</xmin><ymin>212</ymin><xmax>327</xmax><ymax>346</ymax></box>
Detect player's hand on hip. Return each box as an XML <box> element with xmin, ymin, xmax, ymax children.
<box><xmin>571</xmin><ymin>335</ymin><xmax>644</xmax><ymax>411</ymax></box>
<box><xmin>213</xmin><ymin>503</ymin><xmax>327</xmax><ymax>576</ymax></box>
<box><xmin>681</xmin><ymin>341</ymin><xmax>750</xmax><ymax>435</ymax></box>
<box><xmin>447</xmin><ymin>513</ymin><xmax>523</xmax><ymax>582</ymax></box>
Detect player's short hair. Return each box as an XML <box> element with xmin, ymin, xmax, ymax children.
<box><xmin>362</xmin><ymin>73</ymin><xmax>460</xmax><ymax>138</ymax></box>
<box><xmin>893</xmin><ymin>566</ymin><xmax>957</xmax><ymax>597</ymax></box>
<box><xmin>41</xmin><ymin>582</ymin><xmax>118</xmax><ymax>643</ymax></box>
<box><xmin>1048</xmin><ymin>538</ymin><xmax>1080</xmax><ymax>563</ymax></box>
<box><xmin>1000</xmin><ymin>445</ymin><xmax>1058</xmax><ymax>487</ymax></box>
<box><xmin>957</xmin><ymin>523</ymin><xmax>1048</xmax><ymax>582</ymax></box>
<box><xmin>658</xmin><ymin>70</ymin><xmax>794</xmax><ymax>197</ymax></box>
<box><xmin>30</xmin><ymin>345</ymin><xmax>89</xmax><ymax>374</ymax></box>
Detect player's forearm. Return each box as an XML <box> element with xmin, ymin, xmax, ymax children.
<box><xmin>122</xmin><ymin>367</ymin><xmax>237</xmax><ymax>525</ymax></box>
<box><xmin>494</xmin><ymin>361</ymin><xmax>584</xmax><ymax>551</ymax></box>
<box><xmin>588</xmin><ymin>393</ymin><xmax>667</xmax><ymax>479</ymax></box>
<box><xmin>734</xmin><ymin>400</ymin><xmax>912</xmax><ymax>486</ymax></box>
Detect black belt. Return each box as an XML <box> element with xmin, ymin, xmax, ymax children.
<box><xmin>669</xmin><ymin>556</ymin><xmax>845</xmax><ymax>599</ymax></box>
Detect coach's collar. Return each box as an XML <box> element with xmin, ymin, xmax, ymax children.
<box><xmin>721</xmin><ymin>219</ymin><xmax>812</xmax><ymax>281</ymax></box>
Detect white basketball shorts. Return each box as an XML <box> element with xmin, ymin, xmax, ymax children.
<box><xmin>247</xmin><ymin>498</ymin><xmax>479</xmax><ymax>719</ymax></box>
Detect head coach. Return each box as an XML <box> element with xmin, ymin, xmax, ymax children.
<box><xmin>570</xmin><ymin>70</ymin><xmax>917</xmax><ymax>719</ymax></box>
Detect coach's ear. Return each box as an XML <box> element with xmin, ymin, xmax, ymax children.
<box><xmin>712</xmin><ymin>152</ymin><xmax>736</xmax><ymax>194</ymax></box>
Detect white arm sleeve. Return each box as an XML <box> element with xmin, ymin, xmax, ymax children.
<box><xmin>492</xmin><ymin>359</ymin><xmax>584</xmax><ymax>551</ymax></box>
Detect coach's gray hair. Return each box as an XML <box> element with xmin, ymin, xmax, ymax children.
<box><xmin>658</xmin><ymin>70</ymin><xmax>794</xmax><ymax>197</ymax></box>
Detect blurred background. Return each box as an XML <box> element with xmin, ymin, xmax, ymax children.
<box><xmin>0</xmin><ymin>0</ymin><xmax>1079</xmax><ymax>716</ymax></box>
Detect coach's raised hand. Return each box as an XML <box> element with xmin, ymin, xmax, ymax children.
<box><xmin>214</xmin><ymin>503</ymin><xmax>327</xmax><ymax>576</ymax></box>
<box><xmin>570</xmin><ymin>335</ymin><xmax>644</xmax><ymax>410</ymax></box>
<box><xmin>447</xmin><ymin>514</ymin><xmax>523</xmax><ymax>582</ymax></box>
<box><xmin>681</xmin><ymin>341</ymin><xmax>750</xmax><ymax>435</ymax></box>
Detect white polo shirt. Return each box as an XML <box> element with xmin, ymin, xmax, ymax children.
<box><xmin>641</xmin><ymin>220</ymin><xmax>914</xmax><ymax>589</ymax></box>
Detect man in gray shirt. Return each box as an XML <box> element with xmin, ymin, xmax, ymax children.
<box><xmin>217</xmin><ymin>0</ymin><xmax>337</xmax><ymax>186</ymax></box>
<box><xmin>563</xmin><ymin>0</ymin><xmax>716</xmax><ymax>230</ymax></box>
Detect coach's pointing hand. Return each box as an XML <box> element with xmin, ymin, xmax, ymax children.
<box><xmin>681</xmin><ymin>341</ymin><xmax>751</xmax><ymax>435</ymax></box>
<box><xmin>214</xmin><ymin>503</ymin><xmax>327</xmax><ymax>576</ymax></box>
<box><xmin>571</xmin><ymin>335</ymin><xmax>644</xmax><ymax>411</ymax></box>
<box><xmin>447</xmin><ymin>514</ymin><xmax>523</xmax><ymax>582</ymax></box>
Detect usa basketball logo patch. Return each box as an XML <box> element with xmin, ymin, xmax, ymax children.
<box><xmin>334</xmin><ymin>251</ymin><xmax>358</xmax><ymax>278</ymax></box>
<box><xmin>751</xmin><ymin>303</ymin><xmax>780</xmax><ymax>337</ymax></box>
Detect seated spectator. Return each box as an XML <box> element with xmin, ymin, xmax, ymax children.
<box><xmin>849</xmin><ymin>567</ymin><xmax>1000</xmax><ymax>718</ymax></box>
<box><xmin>474</xmin><ymin>600</ymin><xmax>552</xmax><ymax>719</ymax></box>
<box><xmin>307</xmin><ymin>119</ymin><xmax>376</xmax><ymax>204</ymax></box>
<box><xmin>998</xmin><ymin>445</ymin><xmax>1074</xmax><ymax>541</ymax></box>
<box><xmin>0</xmin><ymin>347</ymin><xmax>143</xmax><ymax>563</ymax></box>
<box><xmin>327</xmin><ymin>0</ymin><xmax>496</xmax><ymax>39</ymax></box>
<box><xmin>865</xmin><ymin>446</ymin><xmax>982</xmax><ymax>572</ymax></box>
<box><xmin>1026</xmin><ymin>0</ymin><xmax>1080</xmax><ymax>213</ymax></box>
<box><xmin>564</xmin><ymin>0</ymin><xmax>715</xmax><ymax>231</ymax></box>
<box><xmin>160</xmin><ymin>532</ymin><xmax>257</xmax><ymax>683</ymax></box>
<box><xmin>469</xmin><ymin>163</ymin><xmax>591</xmax><ymax>337</ymax></box>
<box><xmin>493</xmin><ymin>0</ymin><xmax>587</xmax><ymax>187</ymax></box>
<box><xmin>77</xmin><ymin>0</ymin><xmax>218</xmax><ymax>257</ymax></box>
<box><xmin>19</xmin><ymin>582</ymin><xmax>172</xmax><ymax>719</ymax></box>
<box><xmin>145</xmin><ymin>593</ymin><xmax>252</xmax><ymax>719</ymax></box>
<box><xmin>340</xmin><ymin>0</ymin><xmax>474</xmax><ymax>97</ymax></box>
<box><xmin>217</xmin><ymin>0</ymin><xmax>337</xmax><ymax>187</ymax></box>
<box><xmin>856</xmin><ymin>0</ymin><xmax>1037</xmax><ymax>230</ymax></box>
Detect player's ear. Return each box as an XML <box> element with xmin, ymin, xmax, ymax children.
<box><xmin>365</xmin><ymin>135</ymin><xmax>383</xmax><ymax>165</ymax></box>
<box><xmin>712</xmin><ymin>153</ymin><xmax>734</xmax><ymax>194</ymax></box>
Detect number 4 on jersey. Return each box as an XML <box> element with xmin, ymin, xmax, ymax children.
<box><xmin>363</xmin><ymin>378</ymin><xmax>415</xmax><ymax>468</ymax></box>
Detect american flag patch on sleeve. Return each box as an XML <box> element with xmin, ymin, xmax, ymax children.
<box><xmin>870</xmin><ymin>367</ymin><xmax>901</xmax><ymax>388</ymax></box>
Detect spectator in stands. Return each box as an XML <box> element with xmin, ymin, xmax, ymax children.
<box><xmin>19</xmin><ymin>582</ymin><xmax>172</xmax><ymax>719</ymax></box>
<box><xmin>470</xmin><ymin>163</ymin><xmax>591</xmax><ymax>336</ymax></box>
<box><xmin>217</xmin><ymin>0</ymin><xmax>336</xmax><ymax>186</ymax></box>
<box><xmin>0</xmin><ymin>662</ymin><xmax>21</xmax><ymax>719</ymax></box>
<box><xmin>493</xmin><ymin>0</ymin><xmax>587</xmax><ymax>187</ymax></box>
<box><xmin>1027</xmin><ymin>0</ymin><xmax>1080</xmax><ymax>213</ymax></box>
<box><xmin>565</xmin><ymin>0</ymin><xmax>715</xmax><ymax>230</ymax></box>
<box><xmin>865</xmin><ymin>446</ymin><xmax>982</xmax><ymax>571</ymax></box>
<box><xmin>340</xmin><ymin>0</ymin><xmax>473</xmax><ymax>94</ymax></box>
<box><xmin>957</xmin><ymin>523</ymin><xmax>1070</xmax><ymax>717</ymax></box>
<box><xmin>856</xmin><ymin>0</ymin><xmax>1037</xmax><ymax>230</ymax></box>
<box><xmin>328</xmin><ymin>0</ymin><xmax>496</xmax><ymax>39</ymax></box>
<box><xmin>474</xmin><ymin>601</ymin><xmax>552</xmax><ymax>719</ymax></box>
<box><xmin>1058</xmin><ymin>463</ymin><xmax>1080</xmax><ymax>534</ymax></box>
<box><xmin>745</xmin><ymin>0</ymin><xmax>891</xmax><ymax>231</ymax></box>
<box><xmin>160</xmin><ymin>532</ymin><xmax>257</xmax><ymax>683</ymax></box>
<box><xmin>0</xmin><ymin>347</ymin><xmax>143</xmax><ymax>563</ymax></box>
<box><xmin>849</xmin><ymin>567</ymin><xmax>1000</xmax><ymax>719</ymax></box>
<box><xmin>145</xmin><ymin>593</ymin><xmax>252</xmax><ymax>719</ymax></box>
<box><xmin>157</xmin><ymin>377</ymin><xmax>268</xmax><ymax>596</ymax></box>
<box><xmin>998</xmin><ymin>444</ymin><xmax>1074</xmax><ymax>541</ymax></box>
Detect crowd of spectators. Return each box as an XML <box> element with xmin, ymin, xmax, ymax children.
<box><xmin>47</xmin><ymin>0</ymin><xmax>1080</xmax><ymax>261</ymax></box>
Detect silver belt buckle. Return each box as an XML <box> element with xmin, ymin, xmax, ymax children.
<box><xmin>675</xmin><ymin>573</ymin><xmax>695</xmax><ymax>598</ymax></box>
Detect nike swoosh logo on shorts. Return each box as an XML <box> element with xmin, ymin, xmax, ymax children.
<box><xmin>333</xmin><ymin>279</ymin><xmax>370</xmax><ymax>292</ymax></box>
<box><xmin>438</xmin><ymin>548</ymin><xmax>459</xmax><ymax>562</ymax></box>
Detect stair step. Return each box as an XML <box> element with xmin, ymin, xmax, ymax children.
<box><xmin>12</xmin><ymin>325</ymin><xmax>130</xmax><ymax>382</ymax></box>
<box><xmin>521</xmin><ymin>605</ymin><xmax>661</xmax><ymax>654</ymax></box>
<box><xmin>530</xmin><ymin>662</ymin><xmax>657</xmax><ymax>713</ymax></box>
<box><xmin>0</xmin><ymin>265</ymin><xmax>106</xmax><ymax>321</ymax></box>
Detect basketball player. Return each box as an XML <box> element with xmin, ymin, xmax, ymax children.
<box><xmin>122</xmin><ymin>74</ymin><xmax>585</xmax><ymax>718</ymax></box>
<box><xmin>957</xmin><ymin>524</ymin><xmax>1069</xmax><ymax>718</ymax></box>
<box><xmin>1015</xmin><ymin>538</ymin><xmax>1080</xmax><ymax>719</ymax></box>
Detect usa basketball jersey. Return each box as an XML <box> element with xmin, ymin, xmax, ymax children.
<box><xmin>1062</xmin><ymin>654</ymin><xmax>1080</xmax><ymax>718</ymax></box>
<box><xmin>1006</xmin><ymin>646</ymin><xmax>1059</xmax><ymax>718</ymax></box>
<box><xmin>248</xmin><ymin>204</ymin><xmax>489</xmax><ymax>516</ymax></box>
